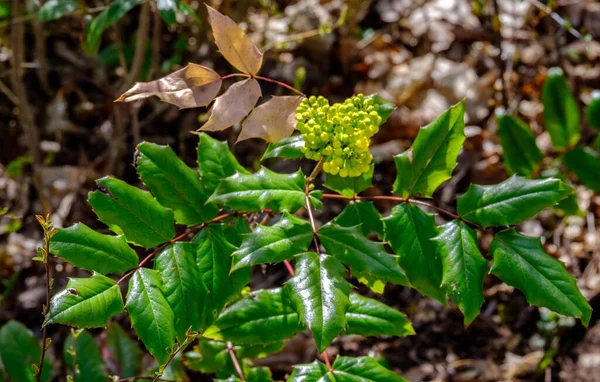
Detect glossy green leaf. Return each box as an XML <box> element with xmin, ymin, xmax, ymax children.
<box><xmin>586</xmin><ymin>90</ymin><xmax>600</xmax><ymax>130</ymax></box>
<box><xmin>0</xmin><ymin>321</ymin><xmax>52</xmax><ymax>382</ymax></box>
<box><xmin>318</xmin><ymin>223</ymin><xmax>409</xmax><ymax>286</ymax></box>
<box><xmin>155</xmin><ymin>242</ymin><xmax>209</xmax><ymax>340</ymax></box>
<box><xmin>209</xmin><ymin>168</ymin><xmax>322</xmax><ymax>213</ymax></box>
<box><xmin>262</xmin><ymin>135</ymin><xmax>305</xmax><ymax>160</ymax></box>
<box><xmin>245</xmin><ymin>366</ymin><xmax>276</xmax><ymax>382</ymax></box>
<box><xmin>457</xmin><ymin>176</ymin><xmax>573</xmax><ymax>228</ymax></box>
<box><xmin>434</xmin><ymin>221</ymin><xmax>488</xmax><ymax>325</ymax></box>
<box><xmin>126</xmin><ymin>268</ymin><xmax>176</xmax><ymax>364</ymax></box>
<box><xmin>157</xmin><ymin>0</ymin><xmax>177</xmax><ymax>25</ymax></box>
<box><xmin>356</xmin><ymin>274</ymin><xmax>386</xmax><ymax>294</ymax></box>
<box><xmin>86</xmin><ymin>0</ymin><xmax>142</xmax><ymax>53</ymax></box>
<box><xmin>332</xmin><ymin>356</ymin><xmax>408</xmax><ymax>382</ymax></box>
<box><xmin>49</xmin><ymin>223</ymin><xmax>138</xmax><ymax>274</ymax></box>
<box><xmin>64</xmin><ymin>331</ymin><xmax>108</xmax><ymax>382</ymax></box>
<box><xmin>324</xmin><ymin>165</ymin><xmax>373</xmax><ymax>198</ymax></box>
<box><xmin>88</xmin><ymin>176</ymin><xmax>175</xmax><ymax>248</ymax></box>
<box><xmin>345</xmin><ymin>293</ymin><xmax>414</xmax><ymax>337</ymax></box>
<box><xmin>383</xmin><ymin>204</ymin><xmax>445</xmax><ymax>302</ymax></box>
<box><xmin>393</xmin><ymin>101</ymin><xmax>465</xmax><ymax>198</ymax></box>
<box><xmin>203</xmin><ymin>288</ymin><xmax>304</xmax><ymax>344</ymax></box>
<box><xmin>44</xmin><ymin>272</ymin><xmax>124</xmax><ymax>328</ymax></box>
<box><xmin>497</xmin><ymin>114</ymin><xmax>543</xmax><ymax>177</ymax></box>
<box><xmin>334</xmin><ymin>201</ymin><xmax>384</xmax><ymax>238</ymax></box>
<box><xmin>106</xmin><ymin>322</ymin><xmax>143</xmax><ymax>378</ymax></box>
<box><xmin>232</xmin><ymin>213</ymin><xmax>313</xmax><ymax>271</ymax></box>
<box><xmin>137</xmin><ymin>142</ymin><xmax>215</xmax><ymax>225</ymax></box>
<box><xmin>563</xmin><ymin>147</ymin><xmax>600</xmax><ymax>192</ymax></box>
<box><xmin>367</xmin><ymin>94</ymin><xmax>395</xmax><ymax>124</ymax></box>
<box><xmin>542</xmin><ymin>67</ymin><xmax>580</xmax><ymax>149</ymax></box>
<box><xmin>288</xmin><ymin>360</ymin><xmax>335</xmax><ymax>382</ymax></box>
<box><xmin>38</xmin><ymin>0</ymin><xmax>82</xmax><ymax>21</ymax></box>
<box><xmin>490</xmin><ymin>229</ymin><xmax>591</xmax><ymax>326</ymax></box>
<box><xmin>197</xmin><ymin>132</ymin><xmax>249</xmax><ymax>198</ymax></box>
<box><xmin>288</xmin><ymin>253</ymin><xmax>352</xmax><ymax>352</ymax></box>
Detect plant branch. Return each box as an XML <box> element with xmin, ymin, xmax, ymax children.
<box><xmin>322</xmin><ymin>350</ymin><xmax>333</xmax><ymax>372</ymax></box>
<box><xmin>527</xmin><ymin>0</ymin><xmax>585</xmax><ymax>40</ymax></box>
<box><xmin>152</xmin><ymin>335</ymin><xmax>196</xmax><ymax>382</ymax></box>
<box><xmin>36</xmin><ymin>215</ymin><xmax>54</xmax><ymax>382</ymax></box>
<box><xmin>308</xmin><ymin>156</ymin><xmax>326</xmax><ymax>183</ymax></box>
<box><xmin>227</xmin><ymin>341</ymin><xmax>247</xmax><ymax>382</ymax></box>
<box><xmin>254</xmin><ymin>75</ymin><xmax>305</xmax><ymax>97</ymax></box>
<box><xmin>119</xmin><ymin>0</ymin><xmax>151</xmax><ymax>94</ymax></box>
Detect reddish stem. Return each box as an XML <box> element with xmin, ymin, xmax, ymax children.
<box><xmin>322</xmin><ymin>351</ymin><xmax>333</xmax><ymax>371</ymax></box>
<box><xmin>254</xmin><ymin>75</ymin><xmax>305</xmax><ymax>97</ymax></box>
<box><xmin>283</xmin><ymin>260</ymin><xmax>295</xmax><ymax>276</ymax></box>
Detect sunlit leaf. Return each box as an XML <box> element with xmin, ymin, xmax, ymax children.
<box><xmin>38</xmin><ymin>0</ymin><xmax>82</xmax><ymax>21</ymax></box>
<box><xmin>262</xmin><ymin>135</ymin><xmax>305</xmax><ymax>160</ymax></box>
<box><xmin>345</xmin><ymin>293</ymin><xmax>414</xmax><ymax>337</ymax></box>
<box><xmin>324</xmin><ymin>165</ymin><xmax>374</xmax><ymax>198</ymax></box>
<box><xmin>332</xmin><ymin>356</ymin><xmax>409</xmax><ymax>382</ymax></box>
<box><xmin>200</xmin><ymin>78</ymin><xmax>261</xmax><ymax>132</ymax></box>
<box><xmin>238</xmin><ymin>96</ymin><xmax>303</xmax><ymax>143</ymax></box>
<box><xmin>157</xmin><ymin>0</ymin><xmax>177</xmax><ymax>25</ymax></box>
<box><xmin>334</xmin><ymin>201</ymin><xmax>384</xmax><ymax>238</ymax></box>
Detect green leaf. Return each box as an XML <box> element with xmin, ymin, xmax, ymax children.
<box><xmin>126</xmin><ymin>268</ymin><xmax>176</xmax><ymax>364</ymax></box>
<box><xmin>497</xmin><ymin>114</ymin><xmax>543</xmax><ymax>177</ymax></box>
<box><xmin>137</xmin><ymin>142</ymin><xmax>215</xmax><ymax>225</ymax></box>
<box><xmin>383</xmin><ymin>204</ymin><xmax>445</xmax><ymax>302</ymax></box>
<box><xmin>288</xmin><ymin>360</ymin><xmax>334</xmax><ymax>382</ymax></box>
<box><xmin>38</xmin><ymin>0</ymin><xmax>82</xmax><ymax>21</ymax></box>
<box><xmin>232</xmin><ymin>213</ymin><xmax>313</xmax><ymax>271</ymax></box>
<box><xmin>542</xmin><ymin>67</ymin><xmax>580</xmax><ymax>149</ymax></box>
<box><xmin>262</xmin><ymin>135</ymin><xmax>305</xmax><ymax>160</ymax></box>
<box><xmin>197</xmin><ymin>132</ymin><xmax>249</xmax><ymax>198</ymax></box>
<box><xmin>366</xmin><ymin>94</ymin><xmax>395</xmax><ymax>124</ymax></box>
<box><xmin>106</xmin><ymin>322</ymin><xmax>143</xmax><ymax>378</ymax></box>
<box><xmin>393</xmin><ymin>101</ymin><xmax>465</xmax><ymax>198</ymax></box>
<box><xmin>49</xmin><ymin>223</ymin><xmax>138</xmax><ymax>274</ymax></box>
<box><xmin>44</xmin><ymin>272</ymin><xmax>124</xmax><ymax>328</ymax></box>
<box><xmin>157</xmin><ymin>0</ymin><xmax>177</xmax><ymax>25</ymax></box>
<box><xmin>288</xmin><ymin>252</ymin><xmax>352</xmax><ymax>352</ymax></box>
<box><xmin>356</xmin><ymin>274</ymin><xmax>386</xmax><ymax>294</ymax></box>
<box><xmin>86</xmin><ymin>0</ymin><xmax>142</xmax><ymax>53</ymax></box>
<box><xmin>457</xmin><ymin>176</ymin><xmax>573</xmax><ymax>228</ymax></box>
<box><xmin>175</xmin><ymin>0</ymin><xmax>201</xmax><ymax>24</ymax></box>
<box><xmin>345</xmin><ymin>293</ymin><xmax>414</xmax><ymax>337</ymax></box>
<box><xmin>0</xmin><ymin>321</ymin><xmax>52</xmax><ymax>382</ymax></box>
<box><xmin>434</xmin><ymin>221</ymin><xmax>488</xmax><ymax>325</ymax></box>
<box><xmin>334</xmin><ymin>201</ymin><xmax>384</xmax><ymax>238</ymax></box>
<box><xmin>324</xmin><ymin>165</ymin><xmax>373</xmax><ymax>198</ymax></box>
<box><xmin>563</xmin><ymin>147</ymin><xmax>600</xmax><ymax>192</ymax></box>
<box><xmin>88</xmin><ymin>176</ymin><xmax>175</xmax><ymax>248</ymax></box>
<box><xmin>245</xmin><ymin>366</ymin><xmax>276</xmax><ymax>382</ymax></box>
<box><xmin>332</xmin><ymin>356</ymin><xmax>408</xmax><ymax>382</ymax></box>
<box><xmin>203</xmin><ymin>288</ymin><xmax>304</xmax><ymax>344</ymax></box>
<box><xmin>155</xmin><ymin>242</ymin><xmax>209</xmax><ymax>340</ymax></box>
<box><xmin>318</xmin><ymin>223</ymin><xmax>409</xmax><ymax>286</ymax></box>
<box><xmin>490</xmin><ymin>229</ymin><xmax>592</xmax><ymax>326</ymax></box>
<box><xmin>64</xmin><ymin>331</ymin><xmax>108</xmax><ymax>382</ymax></box>
<box><xmin>586</xmin><ymin>90</ymin><xmax>600</xmax><ymax>130</ymax></box>
<box><xmin>209</xmin><ymin>168</ymin><xmax>322</xmax><ymax>213</ymax></box>
<box><xmin>194</xmin><ymin>225</ymin><xmax>247</xmax><ymax>325</ymax></box>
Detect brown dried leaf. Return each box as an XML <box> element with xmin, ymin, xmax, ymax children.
<box><xmin>206</xmin><ymin>5</ymin><xmax>263</xmax><ymax>75</ymax></box>
<box><xmin>116</xmin><ymin>64</ymin><xmax>222</xmax><ymax>109</ymax></box>
<box><xmin>200</xmin><ymin>78</ymin><xmax>262</xmax><ymax>132</ymax></box>
<box><xmin>238</xmin><ymin>96</ymin><xmax>303</xmax><ymax>143</ymax></box>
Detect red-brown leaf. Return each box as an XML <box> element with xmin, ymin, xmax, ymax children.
<box><xmin>238</xmin><ymin>96</ymin><xmax>303</xmax><ymax>143</ymax></box>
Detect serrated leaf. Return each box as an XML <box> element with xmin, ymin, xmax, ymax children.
<box><xmin>383</xmin><ymin>204</ymin><xmax>445</xmax><ymax>302</ymax></box>
<box><xmin>106</xmin><ymin>322</ymin><xmax>143</xmax><ymax>378</ymax></box>
<box><xmin>334</xmin><ymin>201</ymin><xmax>383</xmax><ymax>238</ymax></box>
<box><xmin>157</xmin><ymin>0</ymin><xmax>177</xmax><ymax>25</ymax></box>
<box><xmin>434</xmin><ymin>221</ymin><xmax>488</xmax><ymax>325</ymax></box>
<box><xmin>201</xmin><ymin>78</ymin><xmax>261</xmax><ymax>132</ymax></box>
<box><xmin>393</xmin><ymin>101</ymin><xmax>465</xmax><ymax>198</ymax></box>
<box><xmin>64</xmin><ymin>331</ymin><xmax>108</xmax><ymax>382</ymax></box>
<box><xmin>345</xmin><ymin>293</ymin><xmax>414</xmax><ymax>337</ymax></box>
<box><xmin>206</xmin><ymin>5</ymin><xmax>263</xmax><ymax>75</ymax></box>
<box><xmin>49</xmin><ymin>223</ymin><xmax>138</xmax><ymax>274</ymax></box>
<box><xmin>38</xmin><ymin>0</ymin><xmax>82</xmax><ymax>21</ymax></box>
<box><xmin>137</xmin><ymin>142</ymin><xmax>215</xmax><ymax>225</ymax></box>
<box><xmin>542</xmin><ymin>67</ymin><xmax>580</xmax><ymax>149</ymax></box>
<box><xmin>86</xmin><ymin>0</ymin><xmax>142</xmax><ymax>53</ymax></box>
<box><xmin>232</xmin><ymin>213</ymin><xmax>313</xmax><ymax>271</ymax></box>
<box><xmin>155</xmin><ymin>242</ymin><xmax>209</xmax><ymax>340</ymax></box>
<box><xmin>288</xmin><ymin>253</ymin><xmax>352</xmax><ymax>352</ymax></box>
<box><xmin>209</xmin><ymin>168</ymin><xmax>322</xmax><ymax>213</ymax></box>
<box><xmin>88</xmin><ymin>176</ymin><xmax>175</xmax><ymax>248</ymax></box>
<box><xmin>587</xmin><ymin>90</ymin><xmax>600</xmax><ymax>130</ymax></box>
<box><xmin>44</xmin><ymin>272</ymin><xmax>124</xmax><ymax>328</ymax></box>
<box><xmin>197</xmin><ymin>132</ymin><xmax>249</xmax><ymax>197</ymax></box>
<box><xmin>490</xmin><ymin>229</ymin><xmax>591</xmax><ymax>326</ymax></box>
<box><xmin>126</xmin><ymin>268</ymin><xmax>176</xmax><ymax>364</ymax></box>
<box><xmin>332</xmin><ymin>356</ymin><xmax>408</xmax><ymax>382</ymax></box>
<box><xmin>203</xmin><ymin>288</ymin><xmax>304</xmax><ymax>344</ymax></box>
<box><xmin>244</xmin><ymin>366</ymin><xmax>276</xmax><ymax>382</ymax></box>
<box><xmin>238</xmin><ymin>96</ymin><xmax>303</xmax><ymax>143</ymax></box>
<box><xmin>288</xmin><ymin>360</ymin><xmax>334</xmax><ymax>382</ymax></box>
<box><xmin>194</xmin><ymin>225</ymin><xmax>248</xmax><ymax>324</ymax></box>
<box><xmin>116</xmin><ymin>64</ymin><xmax>222</xmax><ymax>109</ymax></box>
<box><xmin>318</xmin><ymin>223</ymin><xmax>409</xmax><ymax>286</ymax></box>
<box><xmin>262</xmin><ymin>135</ymin><xmax>305</xmax><ymax>160</ymax></box>
<box><xmin>563</xmin><ymin>147</ymin><xmax>600</xmax><ymax>192</ymax></box>
<box><xmin>457</xmin><ymin>176</ymin><xmax>573</xmax><ymax>228</ymax></box>
<box><xmin>366</xmin><ymin>94</ymin><xmax>395</xmax><ymax>124</ymax></box>
<box><xmin>497</xmin><ymin>114</ymin><xmax>543</xmax><ymax>177</ymax></box>
<box><xmin>0</xmin><ymin>321</ymin><xmax>52</xmax><ymax>382</ymax></box>
<box><xmin>324</xmin><ymin>165</ymin><xmax>373</xmax><ymax>198</ymax></box>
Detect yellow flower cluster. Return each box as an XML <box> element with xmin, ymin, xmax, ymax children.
<box><xmin>295</xmin><ymin>94</ymin><xmax>381</xmax><ymax>177</ymax></box>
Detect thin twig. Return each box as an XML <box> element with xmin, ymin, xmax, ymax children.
<box><xmin>120</xmin><ymin>0</ymin><xmax>151</xmax><ymax>94</ymax></box>
<box><xmin>322</xmin><ymin>351</ymin><xmax>333</xmax><ymax>372</ymax></box>
<box><xmin>254</xmin><ymin>75</ymin><xmax>306</xmax><ymax>97</ymax></box>
<box><xmin>227</xmin><ymin>341</ymin><xmax>247</xmax><ymax>382</ymax></box>
<box><xmin>527</xmin><ymin>0</ymin><xmax>584</xmax><ymax>40</ymax></box>
<box><xmin>308</xmin><ymin>157</ymin><xmax>326</xmax><ymax>183</ymax></box>
<box><xmin>36</xmin><ymin>216</ymin><xmax>53</xmax><ymax>382</ymax></box>
<box><xmin>152</xmin><ymin>335</ymin><xmax>196</xmax><ymax>382</ymax></box>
